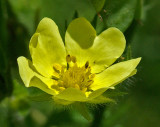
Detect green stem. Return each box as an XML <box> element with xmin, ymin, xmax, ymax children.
<box><xmin>90</xmin><ymin>105</ymin><xmax>106</xmax><ymax>127</ymax></box>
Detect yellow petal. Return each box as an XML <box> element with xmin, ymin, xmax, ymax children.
<box><xmin>111</xmin><ymin>69</ymin><xmax>137</xmax><ymax>87</ymax></box>
<box><xmin>90</xmin><ymin>27</ymin><xmax>126</xmax><ymax>73</ymax></box>
<box><xmin>29</xmin><ymin>17</ymin><xmax>66</xmax><ymax>77</ymax></box>
<box><xmin>65</xmin><ymin>17</ymin><xmax>96</xmax><ymax>49</ymax></box>
<box><xmin>55</xmin><ymin>88</ymin><xmax>87</xmax><ymax>101</ymax></box>
<box><xmin>17</xmin><ymin>56</ymin><xmax>56</xmax><ymax>95</ymax></box>
<box><xmin>87</xmin><ymin>88</ymin><xmax>107</xmax><ymax>99</ymax></box>
<box><xmin>29</xmin><ymin>76</ymin><xmax>56</xmax><ymax>95</ymax></box>
<box><xmin>91</xmin><ymin>58</ymin><xmax>141</xmax><ymax>90</ymax></box>
<box><xmin>65</xmin><ymin>18</ymin><xmax>125</xmax><ymax>73</ymax></box>
<box><xmin>65</xmin><ymin>17</ymin><xmax>96</xmax><ymax>66</ymax></box>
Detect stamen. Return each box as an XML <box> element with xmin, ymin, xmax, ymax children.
<box><xmin>51</xmin><ymin>75</ymin><xmax>59</xmax><ymax>80</ymax></box>
<box><xmin>51</xmin><ymin>84</ymin><xmax>59</xmax><ymax>89</ymax></box>
<box><xmin>53</xmin><ymin>64</ymin><xmax>61</xmax><ymax>73</ymax></box>
<box><xmin>85</xmin><ymin>61</ymin><xmax>89</xmax><ymax>68</ymax></box>
<box><xmin>51</xmin><ymin>85</ymin><xmax>65</xmax><ymax>92</ymax></box>
<box><xmin>82</xmin><ymin>87</ymin><xmax>87</xmax><ymax>93</ymax></box>
<box><xmin>59</xmin><ymin>87</ymin><xmax>65</xmax><ymax>91</ymax></box>
<box><xmin>67</xmin><ymin>63</ymin><xmax>69</xmax><ymax>70</ymax></box>
<box><xmin>89</xmin><ymin>74</ymin><xmax>95</xmax><ymax>80</ymax></box>
<box><xmin>87</xmin><ymin>80</ymin><xmax>94</xmax><ymax>86</ymax></box>
<box><xmin>71</xmin><ymin>56</ymin><xmax>76</xmax><ymax>63</ymax></box>
<box><xmin>51</xmin><ymin>57</ymin><xmax>95</xmax><ymax>93</ymax></box>
<box><xmin>66</xmin><ymin>54</ymin><xmax>71</xmax><ymax>62</ymax></box>
<box><xmin>74</xmin><ymin>84</ymin><xmax>80</xmax><ymax>89</ymax></box>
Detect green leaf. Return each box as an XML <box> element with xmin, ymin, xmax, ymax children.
<box><xmin>8</xmin><ymin>0</ymin><xmax>41</xmax><ymax>34</ymax></box>
<box><xmin>9</xmin><ymin>0</ymin><xmax>96</xmax><ymax>35</ymax></box>
<box><xmin>134</xmin><ymin>0</ymin><xmax>143</xmax><ymax>20</ymax></box>
<box><xmin>101</xmin><ymin>0</ymin><xmax>138</xmax><ymax>32</ymax></box>
<box><xmin>125</xmin><ymin>45</ymin><xmax>132</xmax><ymax>60</ymax></box>
<box><xmin>0</xmin><ymin>0</ymin><xmax>13</xmax><ymax>101</ymax></box>
<box><xmin>74</xmin><ymin>102</ymin><xmax>92</xmax><ymax>121</ymax></box>
<box><xmin>91</xmin><ymin>14</ymin><xmax>98</xmax><ymax>28</ymax></box>
<box><xmin>0</xmin><ymin>0</ymin><xmax>8</xmax><ymax>74</ymax></box>
<box><xmin>91</xmin><ymin>0</ymin><xmax>106</xmax><ymax>13</ymax></box>
<box><xmin>73</xmin><ymin>10</ymin><xmax>79</xmax><ymax>19</ymax></box>
<box><xmin>0</xmin><ymin>104</ymin><xmax>8</xmax><ymax>127</ymax></box>
<box><xmin>4</xmin><ymin>0</ymin><xmax>29</xmax><ymax>66</ymax></box>
<box><xmin>0</xmin><ymin>50</ymin><xmax>7</xmax><ymax>74</ymax></box>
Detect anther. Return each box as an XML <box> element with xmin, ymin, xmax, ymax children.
<box><xmin>85</xmin><ymin>61</ymin><xmax>89</xmax><ymax>68</ymax></box>
<box><xmin>59</xmin><ymin>87</ymin><xmax>65</xmax><ymax>91</ymax></box>
<box><xmin>53</xmin><ymin>67</ymin><xmax>59</xmax><ymax>73</ymax></box>
<box><xmin>66</xmin><ymin>55</ymin><xmax>71</xmax><ymax>62</ymax></box>
<box><xmin>89</xmin><ymin>74</ymin><xmax>95</xmax><ymax>80</ymax></box>
<box><xmin>74</xmin><ymin>84</ymin><xmax>80</xmax><ymax>89</ymax></box>
<box><xmin>71</xmin><ymin>56</ymin><xmax>77</xmax><ymax>63</ymax></box>
<box><xmin>51</xmin><ymin>75</ymin><xmax>59</xmax><ymax>80</ymax></box>
<box><xmin>51</xmin><ymin>84</ymin><xmax>59</xmax><ymax>89</ymax></box>
<box><xmin>82</xmin><ymin>87</ymin><xmax>87</xmax><ymax>93</ymax></box>
<box><xmin>87</xmin><ymin>80</ymin><xmax>94</xmax><ymax>86</ymax></box>
<box><xmin>53</xmin><ymin>64</ymin><xmax>62</xmax><ymax>73</ymax></box>
<box><xmin>57</xmin><ymin>81</ymin><xmax>64</xmax><ymax>87</ymax></box>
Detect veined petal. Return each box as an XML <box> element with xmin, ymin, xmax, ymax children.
<box><xmin>29</xmin><ymin>17</ymin><xmax>66</xmax><ymax>77</ymax></box>
<box><xmin>55</xmin><ymin>88</ymin><xmax>87</xmax><ymax>101</ymax></box>
<box><xmin>17</xmin><ymin>56</ymin><xmax>56</xmax><ymax>95</ymax></box>
<box><xmin>90</xmin><ymin>27</ymin><xmax>126</xmax><ymax>73</ymax></box>
<box><xmin>91</xmin><ymin>58</ymin><xmax>141</xmax><ymax>90</ymax></box>
<box><xmin>65</xmin><ymin>17</ymin><xmax>96</xmax><ymax>66</ymax></box>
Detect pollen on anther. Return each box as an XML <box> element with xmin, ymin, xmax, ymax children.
<box><xmin>59</xmin><ymin>87</ymin><xmax>65</xmax><ymax>91</ymax></box>
<box><xmin>85</xmin><ymin>61</ymin><xmax>89</xmax><ymax>68</ymax></box>
<box><xmin>71</xmin><ymin>56</ymin><xmax>77</xmax><ymax>63</ymax></box>
<box><xmin>82</xmin><ymin>87</ymin><xmax>87</xmax><ymax>92</ymax></box>
<box><xmin>74</xmin><ymin>84</ymin><xmax>80</xmax><ymax>89</ymax></box>
<box><xmin>53</xmin><ymin>64</ymin><xmax>61</xmax><ymax>73</ymax></box>
<box><xmin>89</xmin><ymin>74</ymin><xmax>95</xmax><ymax>80</ymax></box>
<box><xmin>66</xmin><ymin>55</ymin><xmax>71</xmax><ymax>62</ymax></box>
<box><xmin>51</xmin><ymin>84</ymin><xmax>59</xmax><ymax>89</ymax></box>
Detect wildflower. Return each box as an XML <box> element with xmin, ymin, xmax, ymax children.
<box><xmin>17</xmin><ymin>17</ymin><xmax>141</xmax><ymax>105</ymax></box>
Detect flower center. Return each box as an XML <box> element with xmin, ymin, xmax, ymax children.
<box><xmin>50</xmin><ymin>55</ymin><xmax>95</xmax><ymax>93</ymax></box>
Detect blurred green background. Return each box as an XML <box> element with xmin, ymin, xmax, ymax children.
<box><xmin>0</xmin><ymin>0</ymin><xmax>160</xmax><ymax>127</ymax></box>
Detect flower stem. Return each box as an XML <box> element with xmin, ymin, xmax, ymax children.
<box><xmin>90</xmin><ymin>105</ymin><xmax>106</xmax><ymax>127</ymax></box>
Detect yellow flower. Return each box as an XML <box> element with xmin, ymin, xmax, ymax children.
<box><xmin>17</xmin><ymin>17</ymin><xmax>141</xmax><ymax>105</ymax></box>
